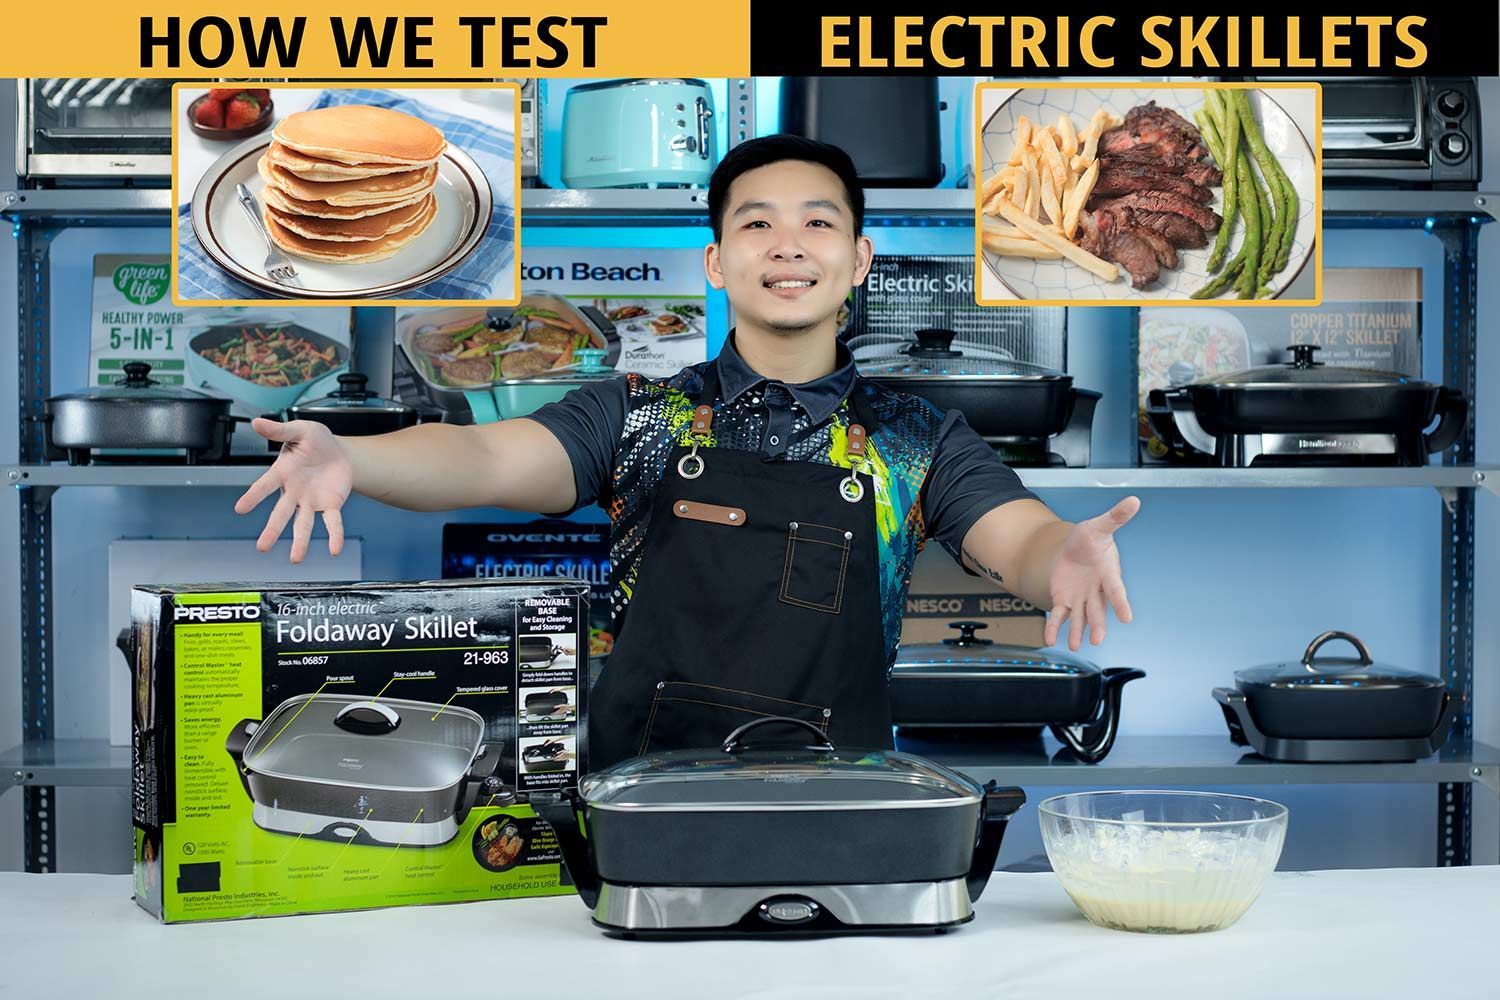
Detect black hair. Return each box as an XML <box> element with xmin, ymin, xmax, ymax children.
<box><xmin>707</xmin><ymin>134</ymin><xmax>865</xmax><ymax>242</ymax></box>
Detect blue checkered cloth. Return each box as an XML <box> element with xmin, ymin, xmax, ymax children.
<box><xmin>177</xmin><ymin>88</ymin><xmax>516</xmax><ymax>301</ymax></box>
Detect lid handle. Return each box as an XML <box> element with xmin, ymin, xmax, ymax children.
<box><xmin>333</xmin><ymin>373</ymin><xmax>372</xmax><ymax>399</ymax></box>
<box><xmin>1301</xmin><ymin>630</ymin><xmax>1373</xmax><ymax>672</ymax></box>
<box><xmin>907</xmin><ymin>328</ymin><xmax>963</xmax><ymax>359</ymax></box>
<box><xmin>721</xmin><ymin>716</ymin><xmax>835</xmax><ymax>754</ymax></box>
<box><xmin>1286</xmin><ymin>344</ymin><xmax>1323</xmax><ymax>368</ymax></box>
<box><xmin>943</xmin><ymin>620</ymin><xmax>994</xmax><ymax>647</ymax></box>
<box><xmin>119</xmin><ymin>361</ymin><xmax>157</xmax><ymax>387</ymax></box>
<box><xmin>334</xmin><ymin>700</ymin><xmax>401</xmax><ymax>735</ymax></box>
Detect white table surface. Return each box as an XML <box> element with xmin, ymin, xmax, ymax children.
<box><xmin>3</xmin><ymin>867</ymin><xmax>1497</xmax><ymax>998</ymax></box>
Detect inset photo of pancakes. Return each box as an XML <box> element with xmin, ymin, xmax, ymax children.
<box><xmin>174</xmin><ymin>85</ymin><xmax>520</xmax><ymax>305</ymax></box>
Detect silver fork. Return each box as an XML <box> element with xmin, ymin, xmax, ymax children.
<box><xmin>235</xmin><ymin>183</ymin><xmax>299</xmax><ymax>284</ymax></box>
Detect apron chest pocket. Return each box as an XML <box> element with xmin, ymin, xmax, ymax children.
<box><xmin>640</xmin><ymin>681</ymin><xmax>832</xmax><ymax>757</ymax></box>
<box><xmin>779</xmin><ymin>521</ymin><xmax>852</xmax><ymax>614</ymax></box>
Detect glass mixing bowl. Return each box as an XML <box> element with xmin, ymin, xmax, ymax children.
<box><xmin>1039</xmin><ymin>790</ymin><xmax>1288</xmax><ymax>934</ymax></box>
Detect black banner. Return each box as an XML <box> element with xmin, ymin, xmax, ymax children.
<box><xmin>749</xmin><ymin>4</ymin><xmax>1499</xmax><ymax>76</ymax></box>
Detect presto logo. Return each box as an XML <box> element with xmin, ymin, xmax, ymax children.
<box><xmin>173</xmin><ymin>603</ymin><xmax>262</xmax><ymax>623</ymax></box>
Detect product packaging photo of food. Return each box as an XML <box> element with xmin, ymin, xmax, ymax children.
<box><xmin>975</xmin><ymin>82</ymin><xmax>1322</xmax><ymax>305</ymax></box>
<box><xmin>173</xmin><ymin>84</ymin><xmax>520</xmax><ymax>305</ymax></box>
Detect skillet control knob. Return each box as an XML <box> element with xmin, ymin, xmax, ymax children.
<box><xmin>1436</xmin><ymin>90</ymin><xmax>1467</xmax><ymax>118</ymax></box>
<box><xmin>1438</xmin><ymin>132</ymin><xmax>1469</xmax><ymax>162</ymax></box>
<box><xmin>759</xmin><ymin>897</ymin><xmax>819</xmax><ymax>925</ymax></box>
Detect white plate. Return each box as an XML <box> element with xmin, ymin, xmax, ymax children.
<box><xmin>190</xmin><ymin>135</ymin><xmax>493</xmax><ymax>299</ymax></box>
<box><xmin>980</xmin><ymin>88</ymin><xmax>1316</xmax><ymax>301</ymax></box>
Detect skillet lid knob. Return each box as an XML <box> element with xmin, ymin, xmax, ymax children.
<box><xmin>944</xmin><ymin>620</ymin><xmax>994</xmax><ymax>647</ymax></box>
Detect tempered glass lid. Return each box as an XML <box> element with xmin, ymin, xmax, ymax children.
<box><xmin>853</xmin><ymin>328</ymin><xmax>1064</xmax><ymax>379</ymax></box>
<box><xmin>894</xmin><ymin>621</ymin><xmax>1099</xmax><ymax>674</ymax></box>
<box><xmin>242</xmin><ymin>693</ymin><xmax>484</xmax><ymax>790</ymax></box>
<box><xmin>582</xmin><ymin>718</ymin><xmax>982</xmax><ymax>809</ymax></box>
<box><xmin>293</xmin><ymin>373</ymin><xmax>414</xmax><ymax>413</ymax></box>
<box><xmin>52</xmin><ymin>362</ymin><xmax>224</xmax><ymax>403</ymax></box>
<box><xmin>1236</xmin><ymin>631</ymin><xmax>1444</xmax><ymax>690</ymax></box>
<box><xmin>1209</xmin><ymin>345</ymin><xmax>1418</xmax><ymax>387</ymax></box>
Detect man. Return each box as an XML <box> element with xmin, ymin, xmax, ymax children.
<box><xmin>237</xmin><ymin>135</ymin><xmax>1139</xmax><ymax>769</ymax></box>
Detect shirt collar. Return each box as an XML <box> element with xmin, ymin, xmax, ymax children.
<box><xmin>715</xmin><ymin>330</ymin><xmax>857</xmax><ymax>425</ymax></box>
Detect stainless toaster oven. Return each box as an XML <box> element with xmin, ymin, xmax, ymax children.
<box><xmin>16</xmin><ymin>78</ymin><xmax>176</xmax><ymax>180</ymax></box>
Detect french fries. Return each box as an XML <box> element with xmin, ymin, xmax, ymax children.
<box><xmin>982</xmin><ymin>102</ymin><xmax>1123</xmax><ymax>284</ymax></box>
<box><xmin>998</xmin><ymin>201</ymin><xmax>1118</xmax><ymax>281</ymax></box>
<box><xmin>982</xmin><ymin>233</ymin><xmax>1064</xmax><ymax>259</ymax></box>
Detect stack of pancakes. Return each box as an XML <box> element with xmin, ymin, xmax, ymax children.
<box><xmin>256</xmin><ymin>106</ymin><xmax>447</xmax><ymax>264</ymax></box>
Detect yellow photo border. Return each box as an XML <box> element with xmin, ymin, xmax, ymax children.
<box><xmin>972</xmin><ymin>80</ymin><xmax>1323</xmax><ymax>308</ymax></box>
<box><xmin>171</xmin><ymin>80</ymin><xmax>524</xmax><ymax>308</ymax></box>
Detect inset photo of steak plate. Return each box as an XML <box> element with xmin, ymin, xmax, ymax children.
<box><xmin>975</xmin><ymin>83</ymin><xmax>1320</xmax><ymax>306</ymax></box>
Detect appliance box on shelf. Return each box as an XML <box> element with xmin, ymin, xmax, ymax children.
<box><xmin>89</xmin><ymin>254</ymin><xmax>354</xmax><ymax>455</ymax></box>
<box><xmin>1136</xmin><ymin>268</ymin><xmax>1423</xmax><ymax>464</ymax></box>
<box><xmin>851</xmin><ymin>255</ymin><xmax>1066</xmax><ymax>370</ymax></box>
<box><xmin>900</xmin><ymin>547</ymin><xmax>1046</xmax><ymax>648</ymax></box>
<box><xmin>129</xmin><ymin>577</ymin><xmax>588</xmax><ymax>923</ymax></box>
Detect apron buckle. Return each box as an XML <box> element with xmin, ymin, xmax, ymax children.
<box><xmin>678</xmin><ymin>403</ymin><xmax>714</xmax><ymax>479</ymax></box>
<box><xmin>678</xmin><ymin>441</ymin><xmax>705</xmax><ymax>480</ymax></box>
<box><xmin>839</xmin><ymin>465</ymin><xmax>865</xmax><ymax>503</ymax></box>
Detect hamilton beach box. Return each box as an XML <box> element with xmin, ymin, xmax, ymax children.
<box><xmin>126</xmin><ymin>577</ymin><xmax>588</xmax><ymax>922</ymax></box>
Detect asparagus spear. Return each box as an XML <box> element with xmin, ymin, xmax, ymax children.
<box><xmin>1233</xmin><ymin>90</ymin><xmax>1293</xmax><ymax>286</ymax></box>
<box><xmin>1234</xmin><ymin>144</ymin><xmax>1263</xmax><ymax>299</ymax></box>
<box><xmin>1199</xmin><ymin>95</ymin><xmax>1239</xmax><ymax>273</ymax></box>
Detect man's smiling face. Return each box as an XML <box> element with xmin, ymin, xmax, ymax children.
<box><xmin>706</xmin><ymin>158</ymin><xmax>873</xmax><ymax>336</ymax></box>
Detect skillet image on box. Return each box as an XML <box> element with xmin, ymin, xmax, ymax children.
<box><xmin>524</xmin><ymin>688</ymin><xmax>576</xmax><ymax>723</ymax></box>
<box><xmin>225</xmin><ymin>693</ymin><xmax>512</xmax><ymax>847</ymax></box>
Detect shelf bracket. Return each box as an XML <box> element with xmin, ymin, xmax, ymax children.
<box><xmin>1436</xmin><ymin>486</ymin><xmax>1459</xmax><ymax>514</ymax></box>
<box><xmin>23</xmin><ymin>483</ymin><xmax>58</xmax><ymax>515</ymax></box>
<box><xmin>1469</xmin><ymin>194</ymin><xmax>1500</xmax><ymax>225</ymax></box>
<box><xmin>1471</xmin><ymin>767</ymin><xmax>1500</xmax><ymax>798</ymax></box>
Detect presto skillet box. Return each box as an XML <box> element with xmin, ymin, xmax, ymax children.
<box><xmin>127</xmin><ymin>577</ymin><xmax>587</xmax><ymax>922</ymax></box>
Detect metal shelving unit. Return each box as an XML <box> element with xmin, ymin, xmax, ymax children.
<box><xmin>4</xmin><ymin>84</ymin><xmax>1497</xmax><ymax>870</ymax></box>
<box><xmin>2</xmin><ymin>740</ymin><xmax>130</xmax><ymax>796</ymax></box>
<box><xmin>7</xmin><ymin>463</ymin><xmax>1498</xmax><ymax>494</ymax></box>
<box><xmin>915</xmin><ymin>736</ymin><xmax>1500</xmax><ymax>794</ymax></box>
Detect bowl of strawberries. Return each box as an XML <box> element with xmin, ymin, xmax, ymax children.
<box><xmin>188</xmin><ymin>88</ymin><xmax>274</xmax><ymax>140</ymax></box>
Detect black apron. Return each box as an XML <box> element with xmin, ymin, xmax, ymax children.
<box><xmin>588</xmin><ymin>368</ymin><xmax>891</xmax><ymax>770</ymax></box>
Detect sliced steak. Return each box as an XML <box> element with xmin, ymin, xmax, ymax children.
<box><xmin>1124</xmin><ymin>209</ymin><xmax>1209</xmax><ymax>249</ymax></box>
<box><xmin>1122</xmin><ymin>221</ymin><xmax>1178</xmax><ymax>269</ymax></box>
<box><xmin>1075</xmin><ymin>210</ymin><xmax>1106</xmax><ymax>258</ymax></box>
<box><xmin>1091</xmin><ymin>210</ymin><xmax>1160</xmax><ymax>289</ymax></box>
<box><xmin>1089</xmin><ymin>191</ymin><xmax>1221</xmax><ymax>232</ymax></box>
<box><xmin>1100</xmin><ymin>150</ymin><xmax>1223</xmax><ymax>186</ymax></box>
<box><xmin>1099</xmin><ymin>103</ymin><xmax>1211</xmax><ymax>164</ymax></box>
<box><xmin>1094</xmin><ymin>163</ymin><xmax>1215</xmax><ymax>203</ymax></box>
<box><xmin>1125</xmin><ymin>102</ymin><xmax>1205</xmax><ymax>143</ymax></box>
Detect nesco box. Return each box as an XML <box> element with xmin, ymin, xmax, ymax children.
<box><xmin>127</xmin><ymin>577</ymin><xmax>588</xmax><ymax>922</ymax></box>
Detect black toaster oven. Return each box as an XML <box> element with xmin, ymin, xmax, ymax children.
<box><xmin>1280</xmin><ymin>76</ymin><xmax>1482</xmax><ymax>189</ymax></box>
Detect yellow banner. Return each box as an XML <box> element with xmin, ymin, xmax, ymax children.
<box><xmin>0</xmin><ymin>1</ymin><xmax>750</xmax><ymax>78</ymax></box>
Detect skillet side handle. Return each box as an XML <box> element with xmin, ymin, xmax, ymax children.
<box><xmin>966</xmin><ymin>783</ymin><xmax>1026</xmax><ymax>904</ymax></box>
<box><xmin>1049</xmin><ymin>388</ymin><xmax>1099</xmax><ymax>469</ymax></box>
<box><xmin>223</xmin><ymin>719</ymin><xmax>260</xmax><ymax>798</ymax></box>
<box><xmin>1050</xmin><ymin>668</ymin><xmax>1145</xmax><ymax>764</ymax></box>
<box><xmin>114</xmin><ymin>627</ymin><xmax>133</xmax><ymax>671</ymax></box>
<box><xmin>1424</xmin><ymin>387</ymin><xmax>1469</xmax><ymax>455</ymax></box>
<box><xmin>532</xmin><ymin>791</ymin><xmax>601</xmax><ymax>910</ymax></box>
